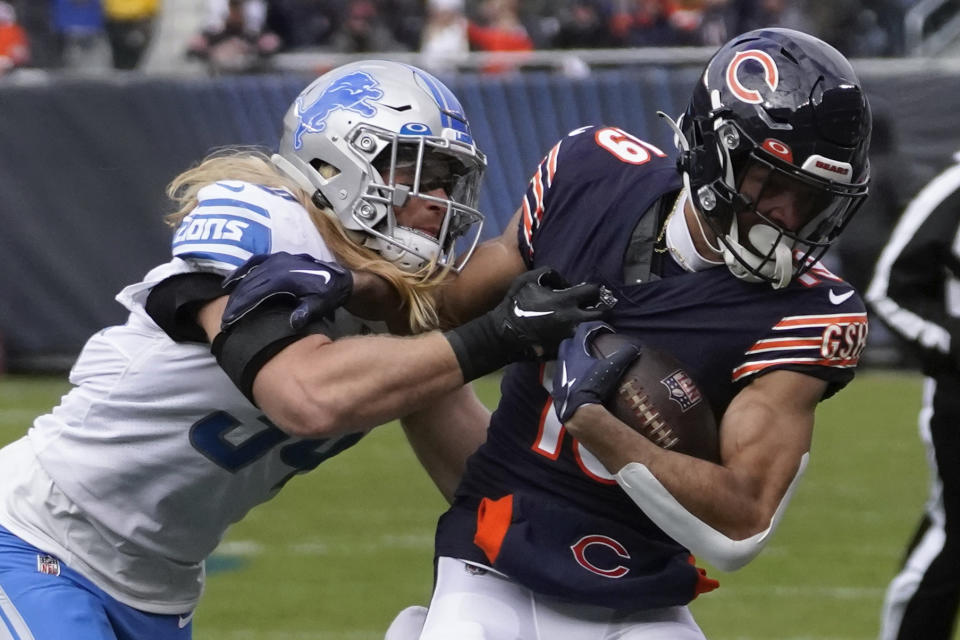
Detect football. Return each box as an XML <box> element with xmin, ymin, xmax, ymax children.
<box><xmin>591</xmin><ymin>332</ymin><xmax>720</xmax><ymax>463</ymax></box>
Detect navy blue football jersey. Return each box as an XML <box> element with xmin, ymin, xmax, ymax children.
<box><xmin>435</xmin><ymin>126</ymin><xmax>868</xmax><ymax>611</ymax></box>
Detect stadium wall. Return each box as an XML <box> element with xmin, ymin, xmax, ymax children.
<box><xmin>1</xmin><ymin>64</ymin><xmax>957</xmax><ymax>371</ymax></box>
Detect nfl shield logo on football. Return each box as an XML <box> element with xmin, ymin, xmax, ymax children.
<box><xmin>36</xmin><ymin>554</ymin><xmax>61</xmax><ymax>576</ymax></box>
<box><xmin>660</xmin><ymin>370</ymin><xmax>702</xmax><ymax>411</ymax></box>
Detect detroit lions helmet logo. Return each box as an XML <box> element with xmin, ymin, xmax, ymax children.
<box><xmin>293</xmin><ymin>71</ymin><xmax>385</xmax><ymax>149</ymax></box>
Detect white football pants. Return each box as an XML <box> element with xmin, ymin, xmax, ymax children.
<box><xmin>388</xmin><ymin>557</ymin><xmax>706</xmax><ymax>640</ymax></box>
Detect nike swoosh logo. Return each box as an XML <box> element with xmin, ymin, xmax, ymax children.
<box><xmin>217</xmin><ymin>182</ymin><xmax>245</xmax><ymax>192</ymax></box>
<box><xmin>558</xmin><ymin>362</ymin><xmax>576</xmax><ymax>421</ymax></box>
<box><xmin>178</xmin><ymin>612</ymin><xmax>195</xmax><ymax>628</ymax></box>
<box><xmin>829</xmin><ymin>289</ymin><xmax>855</xmax><ymax>305</ymax></box>
<box><xmin>513</xmin><ymin>302</ymin><xmax>554</xmax><ymax>318</ymax></box>
<box><xmin>290</xmin><ymin>269</ymin><xmax>331</xmax><ymax>284</ymax></box>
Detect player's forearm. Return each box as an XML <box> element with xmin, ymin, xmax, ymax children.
<box><xmin>435</xmin><ymin>213</ymin><xmax>526</xmax><ymax>329</ymax></box>
<box><xmin>253</xmin><ymin>332</ymin><xmax>465</xmax><ymax>438</ymax></box>
<box><xmin>344</xmin><ymin>271</ymin><xmax>410</xmax><ymax>334</ymax></box>
<box><xmin>401</xmin><ymin>385</ymin><xmax>490</xmax><ymax>503</ymax></box>
<box><xmin>199</xmin><ymin>296</ymin><xmax>228</xmax><ymax>341</ymax></box>
<box><xmin>566</xmin><ymin>405</ymin><xmax>771</xmax><ymax>539</ymax></box>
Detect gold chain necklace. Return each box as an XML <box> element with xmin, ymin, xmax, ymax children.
<box><xmin>655</xmin><ymin>191</ymin><xmax>726</xmax><ymax>272</ymax></box>
<box><xmin>654</xmin><ymin>192</ymin><xmax>688</xmax><ymax>270</ymax></box>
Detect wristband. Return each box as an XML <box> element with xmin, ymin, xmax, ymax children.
<box><xmin>443</xmin><ymin>314</ymin><xmax>514</xmax><ymax>383</ymax></box>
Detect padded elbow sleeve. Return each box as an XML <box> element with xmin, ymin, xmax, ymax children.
<box><xmin>211</xmin><ymin>306</ymin><xmax>330</xmax><ymax>405</ymax></box>
<box><xmin>615</xmin><ymin>453</ymin><xmax>809</xmax><ymax>572</ymax></box>
<box><xmin>145</xmin><ymin>272</ymin><xmax>228</xmax><ymax>342</ymax></box>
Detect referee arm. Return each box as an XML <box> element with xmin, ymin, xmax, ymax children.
<box><xmin>866</xmin><ymin>160</ymin><xmax>960</xmax><ymax>373</ymax></box>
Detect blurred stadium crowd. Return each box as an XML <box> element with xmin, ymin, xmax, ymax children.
<box><xmin>0</xmin><ymin>0</ymin><xmax>928</xmax><ymax>75</ymax></box>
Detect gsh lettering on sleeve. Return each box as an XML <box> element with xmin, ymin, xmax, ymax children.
<box><xmin>820</xmin><ymin>321</ymin><xmax>868</xmax><ymax>361</ymax></box>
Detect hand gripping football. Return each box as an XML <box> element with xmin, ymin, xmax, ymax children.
<box><xmin>591</xmin><ymin>333</ymin><xmax>720</xmax><ymax>463</ymax></box>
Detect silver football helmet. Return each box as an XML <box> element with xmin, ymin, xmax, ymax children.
<box><xmin>273</xmin><ymin>60</ymin><xmax>486</xmax><ymax>272</ymax></box>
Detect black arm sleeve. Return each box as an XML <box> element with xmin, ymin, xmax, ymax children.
<box><xmin>146</xmin><ymin>271</ymin><xmax>336</xmax><ymax>405</ymax></box>
<box><xmin>210</xmin><ymin>305</ymin><xmax>338</xmax><ymax>406</ymax></box>
<box><xmin>210</xmin><ymin>306</ymin><xmax>305</xmax><ymax>405</ymax></box>
<box><xmin>145</xmin><ymin>272</ymin><xmax>226</xmax><ymax>343</ymax></box>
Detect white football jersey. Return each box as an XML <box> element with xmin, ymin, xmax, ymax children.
<box><xmin>0</xmin><ymin>182</ymin><xmax>384</xmax><ymax>614</ymax></box>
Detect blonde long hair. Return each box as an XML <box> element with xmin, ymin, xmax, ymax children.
<box><xmin>165</xmin><ymin>148</ymin><xmax>444</xmax><ymax>332</ymax></box>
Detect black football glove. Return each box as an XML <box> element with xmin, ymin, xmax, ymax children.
<box><xmin>444</xmin><ymin>266</ymin><xmax>616</xmax><ymax>382</ymax></box>
<box><xmin>221</xmin><ymin>252</ymin><xmax>353</xmax><ymax>331</ymax></box>
<box><xmin>552</xmin><ymin>321</ymin><xmax>641</xmax><ymax>423</ymax></box>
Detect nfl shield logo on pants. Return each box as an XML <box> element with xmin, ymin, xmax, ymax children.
<box><xmin>36</xmin><ymin>554</ymin><xmax>61</xmax><ymax>576</ymax></box>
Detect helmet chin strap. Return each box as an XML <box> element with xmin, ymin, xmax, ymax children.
<box><xmin>723</xmin><ymin>222</ymin><xmax>793</xmax><ymax>289</ymax></box>
<box><xmin>658</xmin><ymin>109</ymin><xmax>793</xmax><ymax>289</ymax></box>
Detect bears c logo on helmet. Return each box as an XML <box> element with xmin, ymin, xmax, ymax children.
<box><xmin>725</xmin><ymin>50</ymin><xmax>779</xmax><ymax>105</ymax></box>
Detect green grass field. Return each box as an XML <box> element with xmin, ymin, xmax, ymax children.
<box><xmin>0</xmin><ymin>370</ymin><xmax>940</xmax><ymax>639</ymax></box>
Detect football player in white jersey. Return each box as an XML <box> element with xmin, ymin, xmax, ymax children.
<box><xmin>0</xmin><ymin>60</ymin><xmax>607</xmax><ymax>640</ymax></box>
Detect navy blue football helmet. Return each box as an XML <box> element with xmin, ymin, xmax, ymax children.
<box><xmin>672</xmin><ymin>28</ymin><xmax>871</xmax><ymax>287</ymax></box>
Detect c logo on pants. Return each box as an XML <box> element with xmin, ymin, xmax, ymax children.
<box><xmin>570</xmin><ymin>534</ymin><xmax>630</xmax><ymax>578</ymax></box>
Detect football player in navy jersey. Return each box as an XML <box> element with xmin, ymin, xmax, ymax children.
<box><xmin>386</xmin><ymin>28</ymin><xmax>872</xmax><ymax>640</ymax></box>
<box><xmin>218</xmin><ymin>29</ymin><xmax>872</xmax><ymax>640</ymax></box>
<box><xmin>0</xmin><ymin>61</ymin><xmax>606</xmax><ymax>640</ymax></box>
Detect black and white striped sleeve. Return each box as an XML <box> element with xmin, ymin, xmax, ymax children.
<box><xmin>866</xmin><ymin>159</ymin><xmax>960</xmax><ymax>372</ymax></box>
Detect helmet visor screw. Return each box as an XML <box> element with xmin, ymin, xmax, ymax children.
<box><xmin>697</xmin><ymin>186</ymin><xmax>717</xmax><ymax>211</ymax></box>
<box><xmin>719</xmin><ymin>124</ymin><xmax>740</xmax><ymax>150</ymax></box>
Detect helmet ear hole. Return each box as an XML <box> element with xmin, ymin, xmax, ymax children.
<box><xmin>307</xmin><ymin>160</ymin><xmax>339</xmax><ymax>209</ymax></box>
<box><xmin>309</xmin><ymin>159</ymin><xmax>341</xmax><ymax>180</ymax></box>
